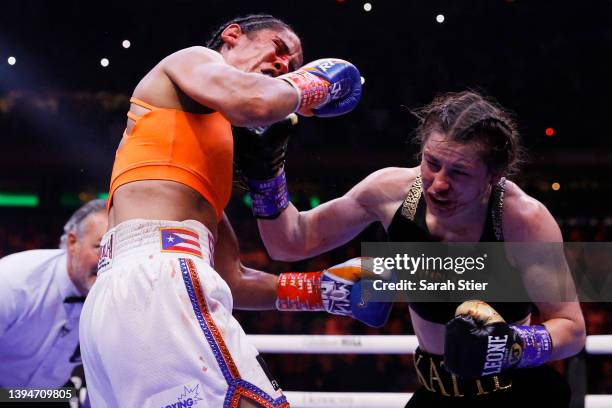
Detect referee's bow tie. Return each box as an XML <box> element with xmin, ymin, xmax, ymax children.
<box><xmin>63</xmin><ymin>296</ymin><xmax>87</xmax><ymax>304</ymax></box>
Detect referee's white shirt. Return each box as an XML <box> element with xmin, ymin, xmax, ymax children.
<box><xmin>0</xmin><ymin>249</ymin><xmax>83</xmax><ymax>387</ymax></box>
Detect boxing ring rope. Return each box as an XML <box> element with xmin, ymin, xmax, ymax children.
<box><xmin>246</xmin><ymin>334</ymin><xmax>612</xmax><ymax>408</ymax></box>
<box><xmin>248</xmin><ymin>335</ymin><xmax>419</xmax><ymax>354</ymax></box>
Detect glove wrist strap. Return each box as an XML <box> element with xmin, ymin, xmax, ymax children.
<box><xmin>509</xmin><ymin>324</ymin><xmax>553</xmax><ymax>368</ymax></box>
<box><xmin>280</xmin><ymin>71</ymin><xmax>330</xmax><ymax>112</ymax></box>
<box><xmin>276</xmin><ymin>272</ymin><xmax>323</xmax><ymax>311</ymax></box>
<box><xmin>247</xmin><ymin>170</ymin><xmax>290</xmax><ymax>219</ymax></box>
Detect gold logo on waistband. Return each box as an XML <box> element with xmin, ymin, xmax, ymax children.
<box><xmin>429</xmin><ymin>358</ymin><xmax>451</xmax><ymax>396</ymax></box>
<box><xmin>414</xmin><ymin>351</ymin><xmax>513</xmax><ymax>397</ymax></box>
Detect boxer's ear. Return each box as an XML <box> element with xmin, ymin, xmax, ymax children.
<box><xmin>221</xmin><ymin>24</ymin><xmax>243</xmax><ymax>48</ymax></box>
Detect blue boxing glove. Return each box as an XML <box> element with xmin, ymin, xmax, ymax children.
<box><xmin>320</xmin><ymin>258</ymin><xmax>392</xmax><ymax>328</ymax></box>
<box><xmin>350</xmin><ymin>280</ymin><xmax>393</xmax><ymax>328</ymax></box>
<box><xmin>276</xmin><ymin>257</ymin><xmax>392</xmax><ymax>328</ymax></box>
<box><xmin>444</xmin><ymin>300</ymin><xmax>553</xmax><ymax>379</ymax></box>
<box><xmin>280</xmin><ymin>58</ymin><xmax>362</xmax><ymax>118</ymax></box>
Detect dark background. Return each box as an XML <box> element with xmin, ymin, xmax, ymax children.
<box><xmin>1</xmin><ymin>0</ymin><xmax>611</xmax><ymax>400</ymax></box>
<box><xmin>2</xmin><ymin>0</ymin><xmax>611</xmax><ymax>213</ymax></box>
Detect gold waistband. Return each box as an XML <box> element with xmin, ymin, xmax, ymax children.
<box><xmin>414</xmin><ymin>348</ymin><xmax>512</xmax><ymax>398</ymax></box>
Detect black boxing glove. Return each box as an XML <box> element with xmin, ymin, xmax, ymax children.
<box><xmin>233</xmin><ymin>114</ymin><xmax>297</xmax><ymax>219</ymax></box>
<box><xmin>444</xmin><ymin>300</ymin><xmax>552</xmax><ymax>379</ymax></box>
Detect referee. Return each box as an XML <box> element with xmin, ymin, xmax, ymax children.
<box><xmin>0</xmin><ymin>199</ymin><xmax>107</xmax><ymax>406</ymax></box>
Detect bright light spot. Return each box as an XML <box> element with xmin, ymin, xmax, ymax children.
<box><xmin>436</xmin><ymin>14</ymin><xmax>445</xmax><ymax>23</ymax></box>
<box><xmin>545</xmin><ymin>127</ymin><xmax>555</xmax><ymax>137</ymax></box>
<box><xmin>122</xmin><ymin>40</ymin><xmax>131</xmax><ymax>49</ymax></box>
<box><xmin>551</xmin><ymin>182</ymin><xmax>561</xmax><ymax>191</ymax></box>
<box><xmin>100</xmin><ymin>58</ymin><xmax>110</xmax><ymax>67</ymax></box>
<box><xmin>309</xmin><ymin>196</ymin><xmax>321</xmax><ymax>209</ymax></box>
<box><xmin>7</xmin><ymin>56</ymin><xmax>16</xmax><ymax>65</ymax></box>
<box><xmin>363</xmin><ymin>2</ymin><xmax>372</xmax><ymax>12</ymax></box>
<box><xmin>360</xmin><ymin>76</ymin><xmax>365</xmax><ymax>85</ymax></box>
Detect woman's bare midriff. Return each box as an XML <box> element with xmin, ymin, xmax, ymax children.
<box><xmin>109</xmin><ymin>180</ymin><xmax>219</xmax><ymax>238</ymax></box>
<box><xmin>410</xmin><ymin>306</ymin><xmax>531</xmax><ymax>355</ymax></box>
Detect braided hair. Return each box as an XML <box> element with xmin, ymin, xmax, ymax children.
<box><xmin>413</xmin><ymin>91</ymin><xmax>526</xmax><ymax>177</ymax></box>
<box><xmin>206</xmin><ymin>14</ymin><xmax>294</xmax><ymax>51</ymax></box>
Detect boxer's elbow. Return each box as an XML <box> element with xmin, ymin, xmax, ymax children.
<box><xmin>571</xmin><ymin>320</ymin><xmax>587</xmax><ymax>354</ymax></box>
<box><xmin>563</xmin><ymin>325</ymin><xmax>586</xmax><ymax>359</ymax></box>
<box><xmin>568</xmin><ymin>310</ymin><xmax>587</xmax><ymax>355</ymax></box>
<box><xmin>551</xmin><ymin>317</ymin><xmax>586</xmax><ymax>359</ymax></box>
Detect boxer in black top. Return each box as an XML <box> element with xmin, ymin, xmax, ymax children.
<box><xmin>237</xmin><ymin>90</ymin><xmax>585</xmax><ymax>407</ymax></box>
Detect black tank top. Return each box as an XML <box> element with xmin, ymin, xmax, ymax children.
<box><xmin>386</xmin><ymin>175</ymin><xmax>532</xmax><ymax>324</ymax></box>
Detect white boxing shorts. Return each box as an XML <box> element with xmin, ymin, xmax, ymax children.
<box><xmin>80</xmin><ymin>219</ymin><xmax>288</xmax><ymax>408</ymax></box>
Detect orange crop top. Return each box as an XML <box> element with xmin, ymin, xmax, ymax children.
<box><xmin>108</xmin><ymin>97</ymin><xmax>233</xmax><ymax>220</ymax></box>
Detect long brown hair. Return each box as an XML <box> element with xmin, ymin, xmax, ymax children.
<box><xmin>413</xmin><ymin>91</ymin><xmax>526</xmax><ymax>177</ymax></box>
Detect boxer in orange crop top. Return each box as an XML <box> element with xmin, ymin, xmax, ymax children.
<box><xmin>80</xmin><ymin>14</ymin><xmax>368</xmax><ymax>408</ymax></box>
<box><xmin>107</xmin><ymin>26</ymin><xmax>304</xmax><ymax>237</ymax></box>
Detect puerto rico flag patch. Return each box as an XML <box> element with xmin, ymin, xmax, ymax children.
<box><xmin>160</xmin><ymin>228</ymin><xmax>202</xmax><ymax>257</ymax></box>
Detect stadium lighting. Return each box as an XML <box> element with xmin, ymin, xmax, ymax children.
<box><xmin>100</xmin><ymin>58</ymin><xmax>110</xmax><ymax>67</ymax></box>
<box><xmin>122</xmin><ymin>40</ymin><xmax>131</xmax><ymax>49</ymax></box>
<box><xmin>364</xmin><ymin>3</ymin><xmax>372</xmax><ymax>12</ymax></box>
<box><xmin>0</xmin><ymin>193</ymin><xmax>39</xmax><ymax>207</ymax></box>
<box><xmin>436</xmin><ymin>14</ymin><xmax>445</xmax><ymax>23</ymax></box>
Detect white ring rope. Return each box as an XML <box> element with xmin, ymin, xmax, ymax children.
<box><xmin>283</xmin><ymin>391</ymin><xmax>412</xmax><ymax>408</ymax></box>
<box><xmin>585</xmin><ymin>395</ymin><xmax>612</xmax><ymax>408</ymax></box>
<box><xmin>281</xmin><ymin>392</ymin><xmax>612</xmax><ymax>408</ymax></box>
<box><xmin>245</xmin><ymin>334</ymin><xmax>612</xmax><ymax>408</ymax></box>
<box><xmin>247</xmin><ymin>335</ymin><xmax>419</xmax><ymax>354</ymax></box>
<box><xmin>585</xmin><ymin>335</ymin><xmax>612</xmax><ymax>354</ymax></box>
<box><xmin>248</xmin><ymin>334</ymin><xmax>612</xmax><ymax>355</ymax></box>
